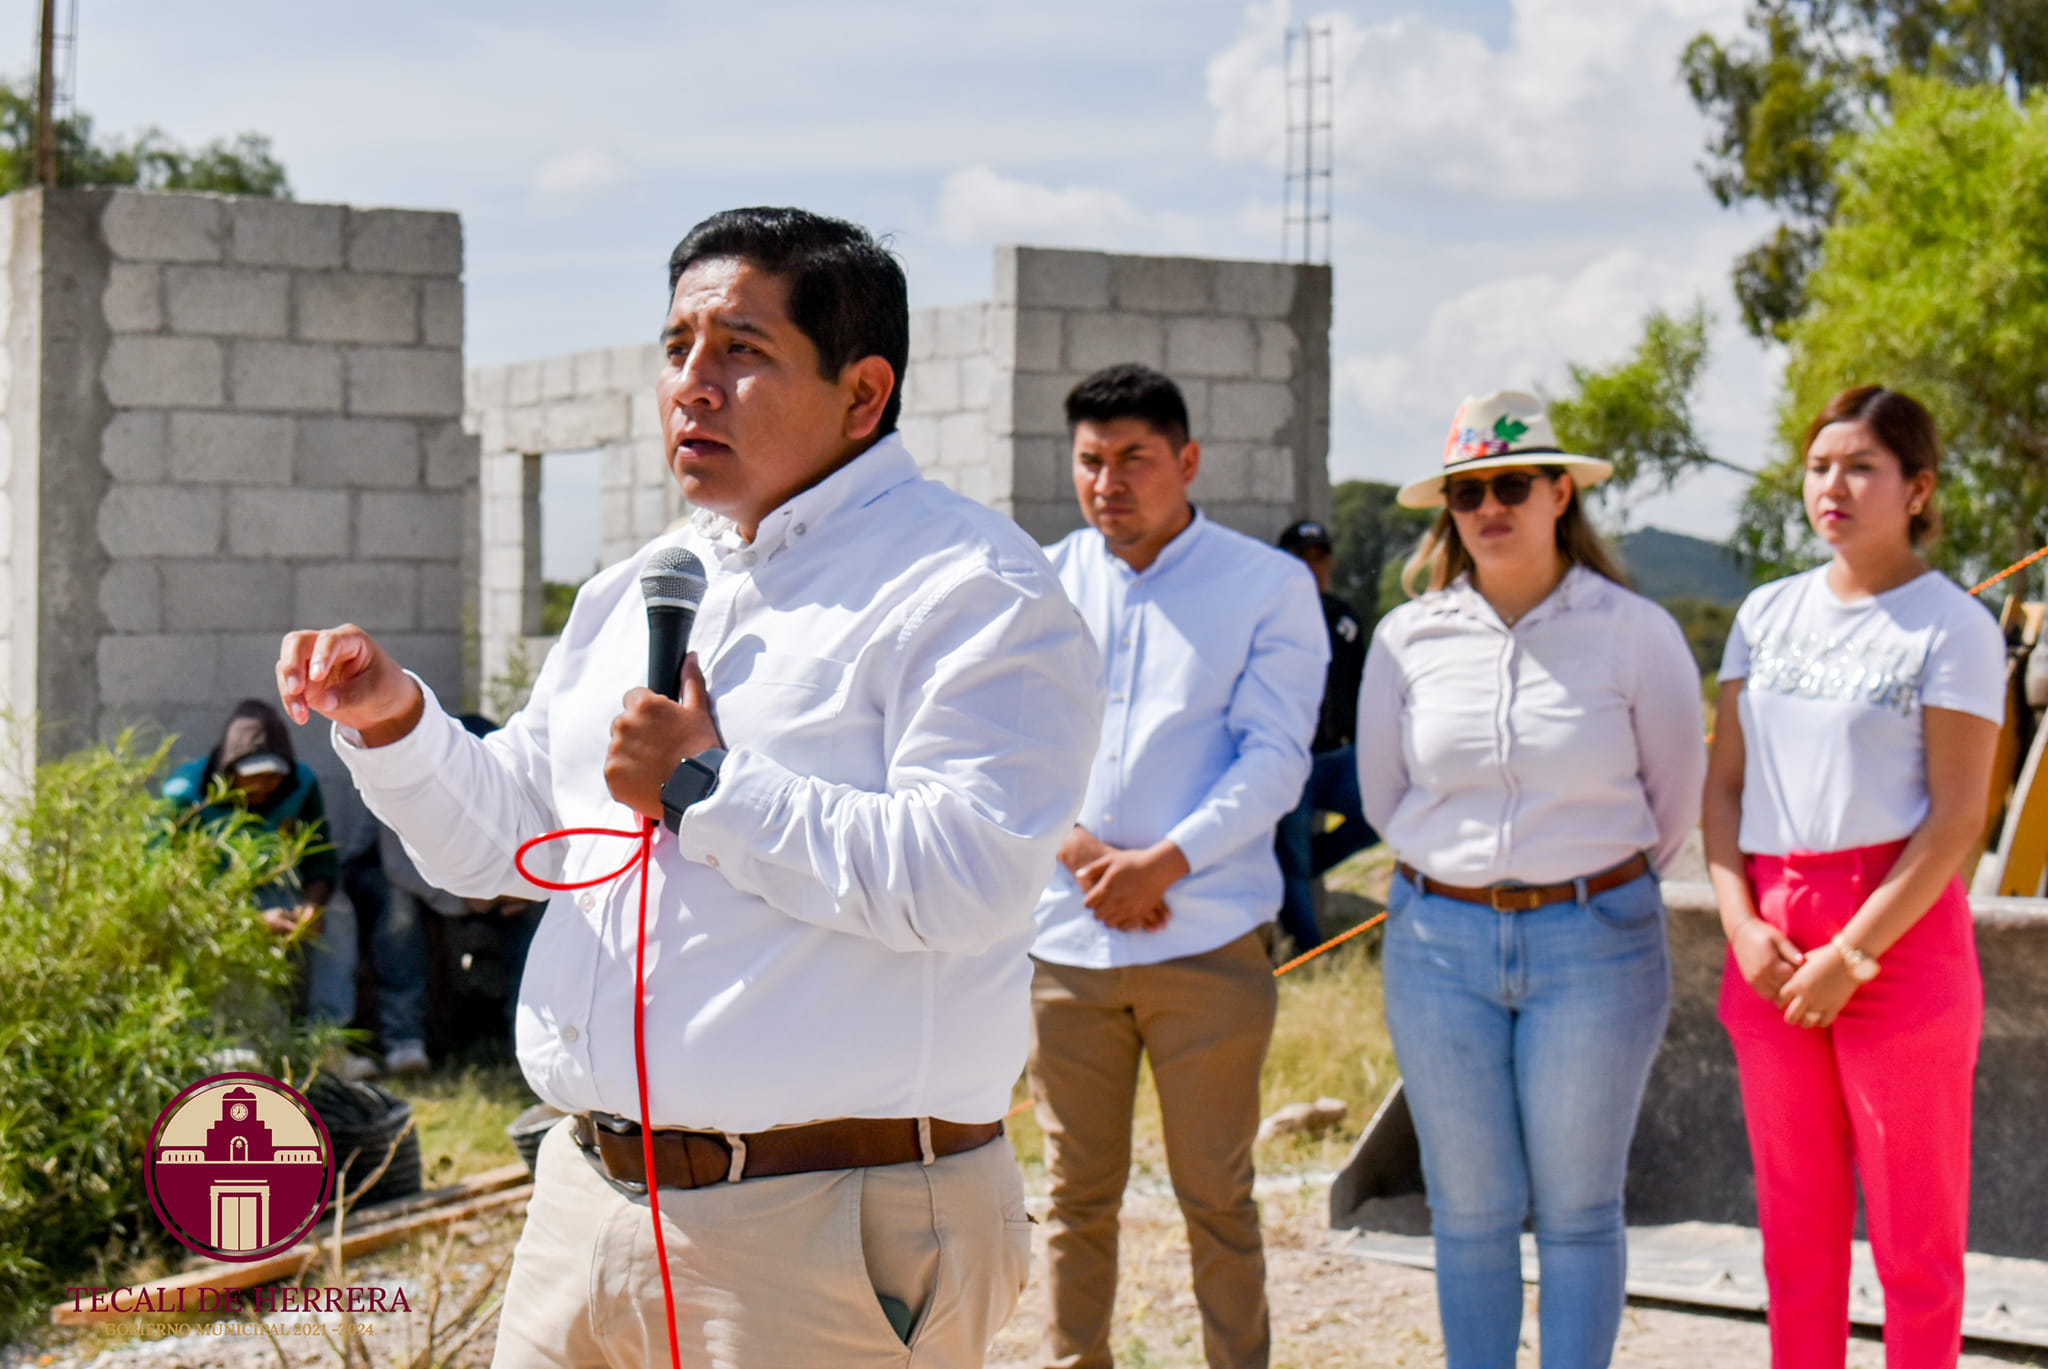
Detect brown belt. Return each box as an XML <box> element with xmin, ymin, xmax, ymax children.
<box><xmin>1396</xmin><ymin>851</ymin><xmax>1652</xmax><ymax>913</ymax></box>
<box><xmin>569</xmin><ymin>1111</ymin><xmax>1004</xmax><ymax>1191</ymax></box>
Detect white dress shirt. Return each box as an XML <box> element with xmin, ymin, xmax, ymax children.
<box><xmin>1032</xmin><ymin>512</ymin><xmax>1326</xmax><ymax>968</ymax></box>
<box><xmin>1357</xmin><ymin>566</ymin><xmax>1706</xmax><ymax>885</ymax></box>
<box><xmin>334</xmin><ymin>436</ymin><xmax>1103</xmax><ymax>1132</ymax></box>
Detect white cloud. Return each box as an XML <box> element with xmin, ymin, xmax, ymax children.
<box><xmin>528</xmin><ymin>150</ymin><xmax>633</xmax><ymax>216</ymax></box>
<box><xmin>933</xmin><ymin>165</ymin><xmax>1224</xmax><ymax>254</ymax></box>
<box><xmin>1208</xmin><ymin>0</ymin><xmax>1746</xmax><ymax>204</ymax></box>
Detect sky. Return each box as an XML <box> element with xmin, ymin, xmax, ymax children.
<box><xmin>5</xmin><ymin>0</ymin><xmax>1782</xmax><ymax>576</ymax></box>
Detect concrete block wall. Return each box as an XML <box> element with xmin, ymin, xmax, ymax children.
<box><xmin>463</xmin><ymin>342</ymin><xmax>672</xmax><ymax>691</ymax></box>
<box><xmin>460</xmin><ymin>244</ymin><xmax>1332</xmax><ymax>678</ymax></box>
<box><xmin>0</xmin><ymin>187</ymin><xmax>475</xmax><ymax>849</ymax></box>
<box><xmin>991</xmin><ymin>246</ymin><xmax>1332</xmax><ymax>544</ymax></box>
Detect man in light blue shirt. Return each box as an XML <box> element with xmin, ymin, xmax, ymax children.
<box><xmin>1028</xmin><ymin>363</ymin><xmax>1327</xmax><ymax>1369</ymax></box>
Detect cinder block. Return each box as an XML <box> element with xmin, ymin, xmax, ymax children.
<box><xmin>631</xmin><ymin>488</ymin><xmax>668</xmax><ymax>540</ymax></box>
<box><xmin>1010</xmin><ymin>498</ymin><xmax>1086</xmax><ymax>545</ymax></box>
<box><xmin>990</xmin><ymin>307</ymin><xmax>1063</xmax><ymax>374</ymax></box>
<box><xmin>466</xmin><ymin>364</ymin><xmax>511</xmax><ymax>414</ymax></box>
<box><xmin>600</xmin><ymin>442</ymin><xmax>638</xmax><ymax>491</ymax></box>
<box><xmin>1111</xmin><ymin>256</ymin><xmax>1213</xmax><ymax>314</ymax></box>
<box><xmin>346</xmin><ymin>210</ymin><xmax>462</xmax><ymax>277</ymax></box>
<box><xmin>102</xmin><ymin>191</ymin><xmax>224</xmax><ymax>263</ymax></box>
<box><xmin>375</xmin><ymin>632</ymin><xmax>463</xmax><ymax>700</ymax></box>
<box><xmin>1064</xmin><ymin>313</ymin><xmax>1164</xmax><ymax>373</ymax></box>
<box><xmin>506</xmin><ymin>363</ymin><xmax>543</xmax><ymax>407</ymax></box>
<box><xmin>541</xmin><ymin>353</ymin><xmax>576</xmax><ymax>402</ymax></box>
<box><xmin>230</xmin><ymin>341</ymin><xmax>343</xmax><ymax>412</ymax></box>
<box><xmin>161</xmin><ymin>559</ymin><xmax>294</xmax><ymax>631</ymax></box>
<box><xmin>1008</xmin><ymin>436</ymin><xmax>1071</xmax><ymax>504</ymax></box>
<box><xmin>628</xmin><ymin>390</ymin><xmax>661</xmax><ymax>440</ymax></box>
<box><xmin>168</xmin><ymin>411</ymin><xmax>295</xmax><ymax>484</ymax></box>
<box><xmin>907</xmin><ymin>308</ymin><xmax>938</xmax><ymax>362</ymax></box>
<box><xmin>1256</xmin><ymin>321</ymin><xmax>1296</xmax><ymax>381</ymax></box>
<box><xmin>229</xmin><ymin>200</ymin><xmax>345</xmax><ymax>269</ymax></box>
<box><xmin>98</xmin><ymin>486</ymin><xmax>223</xmax><ymax>557</ymax></box>
<box><xmin>1001</xmin><ymin>247</ymin><xmax>1110</xmax><ymax>311</ymax></box>
<box><xmin>958</xmin><ymin>355</ymin><xmax>993</xmax><ymax>411</ymax></box>
<box><xmin>100</xmin><ymin>410</ymin><xmax>168</xmax><ymax>481</ymax></box>
<box><xmin>1246</xmin><ymin>445</ymin><xmax>1298</xmax><ymax>502</ymax></box>
<box><xmin>423</xmin><ymin>422</ymin><xmax>477</xmax><ymax>489</ymax></box>
<box><xmin>225</xmin><ymin>487</ymin><xmax>351</xmax><ymax>558</ymax></box>
<box><xmin>164</xmin><ymin>266</ymin><xmax>289</xmax><ymax>338</ymax></box>
<box><xmin>421</xmin><ymin>279</ymin><xmax>464</xmax><ymax>349</ymax></box>
<box><xmin>103</xmin><ymin>336</ymin><xmax>224</xmax><ymax>409</ymax></box>
<box><xmin>1214</xmin><ymin>261</ymin><xmax>1297</xmax><ymax>318</ymax></box>
<box><xmin>1179</xmin><ymin>378</ymin><xmax>1212</xmax><ymax>435</ymax></box>
<box><xmin>903</xmin><ymin>358</ymin><xmax>960</xmax><ymax>417</ymax></box>
<box><xmin>1207</xmin><ymin>380</ymin><xmax>1295</xmax><ymax>442</ymax></box>
<box><xmin>98</xmin><ymin>559</ymin><xmax>161</xmax><ymax>633</ymax></box>
<box><xmin>346</xmin><ymin>347</ymin><xmax>463</xmax><ymax>418</ymax></box>
<box><xmin>418</xmin><ymin>561</ymin><xmax>464</xmax><ymax>632</ymax></box>
<box><xmin>572</xmin><ymin>349</ymin><xmax>610</xmax><ymax>394</ymax></box>
<box><xmin>357</xmin><ymin>490</ymin><xmax>464</xmax><ymax>558</ymax></box>
<box><xmin>295</xmin><ymin>274</ymin><xmax>419</xmax><ymax>345</ymax></box>
<box><xmin>936</xmin><ymin>304</ymin><xmax>987</xmax><ymax>359</ymax></box>
<box><xmin>294</xmin><ymin>560</ymin><xmax>418</xmax><ymax>632</ymax></box>
<box><xmin>102</xmin><ymin>263</ymin><xmax>162</xmax><ymax>332</ymax></box>
<box><xmin>609</xmin><ymin>344</ymin><xmax>660</xmax><ymax>392</ymax></box>
<box><xmin>295</xmin><ymin>417</ymin><xmax>420</xmax><ymax>488</ymax></box>
<box><xmin>1193</xmin><ymin>443</ymin><xmax>1254</xmax><ymax>500</ymax></box>
<box><xmin>1166</xmin><ymin>317</ymin><xmax>1258</xmax><ymax>378</ymax></box>
<box><xmin>938</xmin><ymin>411</ymin><xmax>988</xmax><ymax>471</ymax></box>
<box><xmin>215</xmin><ymin>633</ymin><xmax>296</xmax><ymax>701</ymax></box>
<box><xmin>98</xmin><ymin>633</ymin><xmax>221</xmax><ymax>705</ymax></box>
<box><xmin>994</xmin><ymin>371</ymin><xmax>1082</xmax><ymax>439</ymax></box>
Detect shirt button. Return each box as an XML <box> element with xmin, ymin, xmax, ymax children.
<box><xmin>793</xmin><ymin>522</ymin><xmax>807</xmax><ymax>536</ymax></box>
<box><xmin>1102</xmin><ymin>812</ymin><xmax>1114</xmax><ymax>822</ymax></box>
<box><xmin>561</xmin><ymin>1024</ymin><xmax>581</xmax><ymax>1043</ymax></box>
<box><xmin>1111</xmin><ymin>693</ymin><xmax>1125</xmax><ymax>703</ymax></box>
<box><xmin>1107</xmin><ymin>752</ymin><xmax>1119</xmax><ymax>761</ymax></box>
<box><xmin>577</xmin><ymin>892</ymin><xmax>596</xmax><ymax>911</ymax></box>
<box><xmin>705</xmin><ymin>854</ymin><xmax>720</xmax><ymax>870</ymax></box>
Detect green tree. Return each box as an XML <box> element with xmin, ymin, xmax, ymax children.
<box><xmin>1683</xmin><ymin>0</ymin><xmax>2048</xmax><ymax>341</ymax></box>
<box><xmin>1739</xmin><ymin>75</ymin><xmax>2048</xmax><ymax>582</ymax></box>
<box><xmin>1546</xmin><ymin>303</ymin><xmax>1754</xmax><ymax>503</ymax></box>
<box><xmin>0</xmin><ymin>74</ymin><xmax>288</xmax><ymax>196</ymax></box>
<box><xmin>1328</xmin><ymin>480</ymin><xmax>1433</xmax><ymax>627</ymax></box>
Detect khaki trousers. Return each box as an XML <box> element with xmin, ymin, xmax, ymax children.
<box><xmin>491</xmin><ymin>1116</ymin><xmax>1033</xmax><ymax>1369</ymax></box>
<box><xmin>1027</xmin><ymin>928</ymin><xmax>1279</xmax><ymax>1369</ymax></box>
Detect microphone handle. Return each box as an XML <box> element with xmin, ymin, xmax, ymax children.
<box><xmin>646</xmin><ymin>605</ymin><xmax>695</xmax><ymax>702</ymax></box>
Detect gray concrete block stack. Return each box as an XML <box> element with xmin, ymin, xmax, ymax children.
<box><xmin>0</xmin><ymin>187</ymin><xmax>475</xmax><ymax>847</ymax></box>
<box><xmin>989</xmin><ymin>246</ymin><xmax>1332</xmax><ymax>544</ymax></box>
<box><xmin>463</xmin><ymin>341</ymin><xmax>671</xmax><ymax>692</ymax></box>
<box><xmin>898</xmin><ymin>302</ymin><xmax>997</xmax><ymax>505</ymax></box>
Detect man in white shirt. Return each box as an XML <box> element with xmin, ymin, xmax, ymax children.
<box><xmin>276</xmin><ymin>208</ymin><xmax>1102</xmax><ymax>1368</ymax></box>
<box><xmin>1029</xmin><ymin>364</ymin><xmax>1327</xmax><ymax>1369</ymax></box>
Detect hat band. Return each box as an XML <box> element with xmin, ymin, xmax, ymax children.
<box><xmin>1442</xmin><ymin>445</ymin><xmax>1566</xmax><ymax>473</ymax></box>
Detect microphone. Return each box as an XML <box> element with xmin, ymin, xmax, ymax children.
<box><xmin>640</xmin><ymin>547</ymin><xmax>708</xmax><ymax>701</ymax></box>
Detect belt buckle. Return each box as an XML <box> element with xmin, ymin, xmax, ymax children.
<box><xmin>587</xmin><ymin>1112</ymin><xmax>650</xmax><ymax>1193</ymax></box>
<box><xmin>1489</xmin><ymin>883</ymin><xmax>1535</xmax><ymax>913</ymax></box>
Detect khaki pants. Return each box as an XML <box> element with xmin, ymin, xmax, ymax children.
<box><xmin>1027</xmin><ymin>928</ymin><xmax>1279</xmax><ymax>1369</ymax></box>
<box><xmin>492</xmin><ymin>1116</ymin><xmax>1033</xmax><ymax>1368</ymax></box>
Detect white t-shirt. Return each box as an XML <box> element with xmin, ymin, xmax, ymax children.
<box><xmin>1720</xmin><ymin>566</ymin><xmax>2007</xmax><ymax>856</ymax></box>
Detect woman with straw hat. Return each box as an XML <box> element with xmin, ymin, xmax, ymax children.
<box><xmin>1705</xmin><ymin>386</ymin><xmax>2002</xmax><ymax>1368</ymax></box>
<box><xmin>1356</xmin><ymin>390</ymin><xmax>1707</xmax><ymax>1368</ymax></box>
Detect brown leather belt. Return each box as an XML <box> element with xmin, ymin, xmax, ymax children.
<box><xmin>569</xmin><ymin>1111</ymin><xmax>1004</xmax><ymax>1191</ymax></box>
<box><xmin>1396</xmin><ymin>851</ymin><xmax>1652</xmax><ymax>913</ymax></box>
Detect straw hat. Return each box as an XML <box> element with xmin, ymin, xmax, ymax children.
<box><xmin>1396</xmin><ymin>390</ymin><xmax>1613</xmax><ymax>509</ymax></box>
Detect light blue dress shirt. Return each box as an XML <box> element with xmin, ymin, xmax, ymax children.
<box><xmin>1033</xmin><ymin>510</ymin><xmax>1328</xmax><ymax>968</ymax></box>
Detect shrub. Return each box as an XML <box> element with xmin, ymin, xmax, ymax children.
<box><xmin>0</xmin><ymin>733</ymin><xmax>324</xmax><ymax>1332</ymax></box>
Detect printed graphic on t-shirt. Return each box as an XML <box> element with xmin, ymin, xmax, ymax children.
<box><xmin>1746</xmin><ymin>628</ymin><xmax>1924</xmax><ymax>715</ymax></box>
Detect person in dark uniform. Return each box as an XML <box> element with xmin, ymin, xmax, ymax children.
<box><xmin>1274</xmin><ymin>518</ymin><xmax>1377</xmax><ymax>950</ymax></box>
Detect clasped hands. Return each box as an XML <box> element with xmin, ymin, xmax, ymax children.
<box><xmin>275</xmin><ymin>623</ymin><xmax>723</xmax><ymax>824</ymax></box>
<box><xmin>1060</xmin><ymin>826</ymin><xmax>1189</xmax><ymax>932</ymax></box>
<box><xmin>1731</xmin><ymin>916</ymin><xmax>1859</xmax><ymax>1030</ymax></box>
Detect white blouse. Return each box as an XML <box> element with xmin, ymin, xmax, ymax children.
<box><xmin>1357</xmin><ymin>566</ymin><xmax>1707</xmax><ymax>885</ymax></box>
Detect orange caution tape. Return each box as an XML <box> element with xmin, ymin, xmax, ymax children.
<box><xmin>1971</xmin><ymin>544</ymin><xmax>2048</xmax><ymax>597</ymax></box>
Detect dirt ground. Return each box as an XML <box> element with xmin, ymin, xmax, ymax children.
<box><xmin>22</xmin><ymin>1175</ymin><xmax>2044</xmax><ymax>1369</ymax></box>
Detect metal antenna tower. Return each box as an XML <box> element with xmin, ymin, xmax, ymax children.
<box><xmin>1282</xmin><ymin>20</ymin><xmax>1333</xmax><ymax>265</ymax></box>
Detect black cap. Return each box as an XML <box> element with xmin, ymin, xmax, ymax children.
<box><xmin>1278</xmin><ymin>519</ymin><xmax>1332</xmax><ymax>553</ymax></box>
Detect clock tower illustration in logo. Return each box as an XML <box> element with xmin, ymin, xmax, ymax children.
<box><xmin>145</xmin><ymin>1073</ymin><xmax>333</xmax><ymax>1261</ymax></box>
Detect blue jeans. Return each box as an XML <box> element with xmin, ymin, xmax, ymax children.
<box><xmin>1381</xmin><ymin>870</ymin><xmax>1670</xmax><ymax>1369</ymax></box>
<box><xmin>1274</xmin><ymin>744</ymin><xmax>1377</xmax><ymax>949</ymax></box>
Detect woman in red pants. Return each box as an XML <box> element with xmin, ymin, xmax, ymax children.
<box><xmin>1703</xmin><ymin>385</ymin><xmax>2005</xmax><ymax>1368</ymax></box>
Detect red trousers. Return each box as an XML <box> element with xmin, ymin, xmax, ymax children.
<box><xmin>1719</xmin><ymin>839</ymin><xmax>1982</xmax><ymax>1369</ymax></box>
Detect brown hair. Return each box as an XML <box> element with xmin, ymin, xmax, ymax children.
<box><xmin>1400</xmin><ymin>467</ymin><xmax>1631</xmax><ymax>596</ymax></box>
<box><xmin>1801</xmin><ymin>385</ymin><xmax>1942</xmax><ymax>545</ymax></box>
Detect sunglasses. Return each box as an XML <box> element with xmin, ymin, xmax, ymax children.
<box><xmin>1445</xmin><ymin>470</ymin><xmax>1547</xmax><ymax>513</ymax></box>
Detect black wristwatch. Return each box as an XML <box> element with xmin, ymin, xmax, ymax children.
<box><xmin>659</xmin><ymin>748</ymin><xmax>726</xmax><ymax>833</ymax></box>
